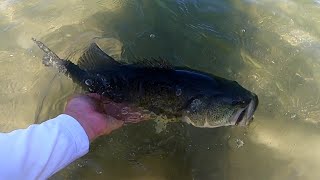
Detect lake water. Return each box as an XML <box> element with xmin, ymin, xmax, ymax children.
<box><xmin>1</xmin><ymin>0</ymin><xmax>320</xmax><ymax>179</ymax></box>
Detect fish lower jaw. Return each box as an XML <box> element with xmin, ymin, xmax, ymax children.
<box><xmin>181</xmin><ymin>116</ymin><xmax>228</xmax><ymax>128</ymax></box>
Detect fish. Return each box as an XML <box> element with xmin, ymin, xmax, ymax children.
<box><xmin>32</xmin><ymin>38</ymin><xmax>258</xmax><ymax>128</ymax></box>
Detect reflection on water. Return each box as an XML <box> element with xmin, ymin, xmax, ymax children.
<box><xmin>1</xmin><ymin>0</ymin><xmax>320</xmax><ymax>179</ymax></box>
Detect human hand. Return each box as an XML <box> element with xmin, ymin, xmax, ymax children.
<box><xmin>64</xmin><ymin>93</ymin><xmax>148</xmax><ymax>142</ymax></box>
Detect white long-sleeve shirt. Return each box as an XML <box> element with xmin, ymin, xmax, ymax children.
<box><xmin>0</xmin><ymin>114</ymin><xmax>89</xmax><ymax>180</ymax></box>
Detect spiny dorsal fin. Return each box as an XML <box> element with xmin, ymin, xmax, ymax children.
<box><xmin>132</xmin><ymin>57</ymin><xmax>173</xmax><ymax>70</ymax></box>
<box><xmin>78</xmin><ymin>43</ymin><xmax>121</xmax><ymax>71</ymax></box>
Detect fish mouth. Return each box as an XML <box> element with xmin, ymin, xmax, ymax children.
<box><xmin>231</xmin><ymin>94</ymin><xmax>259</xmax><ymax>126</ymax></box>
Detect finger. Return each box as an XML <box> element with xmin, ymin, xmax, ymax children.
<box><xmin>87</xmin><ymin>93</ymin><xmax>113</xmax><ymax>105</ymax></box>
<box><xmin>102</xmin><ymin>102</ymin><xmax>123</xmax><ymax>117</ymax></box>
<box><xmin>67</xmin><ymin>93</ymin><xmax>101</xmax><ymax>105</ymax></box>
<box><xmin>121</xmin><ymin>107</ymin><xmax>154</xmax><ymax>123</ymax></box>
<box><xmin>102</xmin><ymin>101</ymin><xmax>154</xmax><ymax>123</ymax></box>
<box><xmin>103</xmin><ymin>115</ymin><xmax>124</xmax><ymax>134</ymax></box>
<box><xmin>86</xmin><ymin>93</ymin><xmax>103</xmax><ymax>100</ymax></box>
<box><xmin>66</xmin><ymin>93</ymin><xmax>83</xmax><ymax>102</ymax></box>
<box><xmin>124</xmin><ymin>112</ymin><xmax>142</xmax><ymax>123</ymax></box>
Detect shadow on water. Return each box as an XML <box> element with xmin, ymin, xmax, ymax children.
<box><xmin>28</xmin><ymin>0</ymin><xmax>319</xmax><ymax>179</ymax></box>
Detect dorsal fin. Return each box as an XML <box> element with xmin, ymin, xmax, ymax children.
<box><xmin>78</xmin><ymin>43</ymin><xmax>121</xmax><ymax>71</ymax></box>
<box><xmin>132</xmin><ymin>57</ymin><xmax>173</xmax><ymax>70</ymax></box>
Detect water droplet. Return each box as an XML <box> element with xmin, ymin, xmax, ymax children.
<box><xmin>22</xmin><ymin>87</ymin><xmax>27</xmax><ymax>92</ymax></box>
<box><xmin>77</xmin><ymin>163</ymin><xmax>84</xmax><ymax>167</ymax></box>
<box><xmin>85</xmin><ymin>79</ymin><xmax>93</xmax><ymax>86</ymax></box>
<box><xmin>96</xmin><ymin>169</ymin><xmax>103</xmax><ymax>175</ymax></box>
<box><xmin>121</xmin><ymin>107</ymin><xmax>129</xmax><ymax>115</ymax></box>
<box><xmin>176</xmin><ymin>88</ymin><xmax>182</xmax><ymax>96</ymax></box>
<box><xmin>104</xmin><ymin>82</ymin><xmax>110</xmax><ymax>88</ymax></box>
<box><xmin>149</xmin><ymin>34</ymin><xmax>156</xmax><ymax>38</ymax></box>
<box><xmin>235</xmin><ymin>139</ymin><xmax>244</xmax><ymax>148</ymax></box>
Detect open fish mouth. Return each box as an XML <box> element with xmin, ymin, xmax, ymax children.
<box><xmin>231</xmin><ymin>94</ymin><xmax>259</xmax><ymax>126</ymax></box>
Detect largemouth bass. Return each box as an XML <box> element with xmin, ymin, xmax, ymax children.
<box><xmin>32</xmin><ymin>38</ymin><xmax>258</xmax><ymax>128</ymax></box>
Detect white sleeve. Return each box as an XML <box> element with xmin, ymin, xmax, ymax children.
<box><xmin>0</xmin><ymin>114</ymin><xmax>90</xmax><ymax>180</ymax></box>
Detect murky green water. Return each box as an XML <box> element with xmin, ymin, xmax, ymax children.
<box><xmin>1</xmin><ymin>0</ymin><xmax>320</xmax><ymax>179</ymax></box>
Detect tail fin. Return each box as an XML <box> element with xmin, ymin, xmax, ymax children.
<box><xmin>32</xmin><ymin>38</ymin><xmax>68</xmax><ymax>73</ymax></box>
<box><xmin>32</xmin><ymin>38</ymin><xmax>87</xmax><ymax>84</ymax></box>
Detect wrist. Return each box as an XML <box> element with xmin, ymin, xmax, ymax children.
<box><xmin>64</xmin><ymin>110</ymin><xmax>103</xmax><ymax>142</ymax></box>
